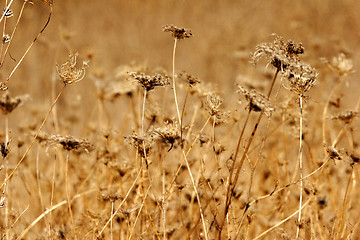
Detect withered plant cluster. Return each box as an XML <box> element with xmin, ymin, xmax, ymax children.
<box><xmin>0</xmin><ymin>3</ymin><xmax>359</xmax><ymax>240</ymax></box>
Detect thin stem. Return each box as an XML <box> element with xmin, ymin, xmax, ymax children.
<box><xmin>0</xmin><ymin>0</ymin><xmax>14</xmax><ymax>24</ymax></box>
<box><xmin>296</xmin><ymin>95</ymin><xmax>304</xmax><ymax>238</ymax></box>
<box><xmin>0</xmin><ymin>85</ymin><xmax>66</xmax><ymax>190</ymax></box>
<box><xmin>172</xmin><ymin>38</ymin><xmax>182</xmax><ymax>125</ymax></box>
<box><xmin>65</xmin><ymin>151</ymin><xmax>77</xmax><ymax>240</ymax></box>
<box><xmin>218</xmin><ymin>69</ymin><xmax>279</xmax><ymax>238</ymax></box>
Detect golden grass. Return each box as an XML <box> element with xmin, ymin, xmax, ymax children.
<box><xmin>0</xmin><ymin>0</ymin><xmax>360</xmax><ymax>239</ymax></box>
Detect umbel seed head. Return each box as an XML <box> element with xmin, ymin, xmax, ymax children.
<box><xmin>162</xmin><ymin>24</ymin><xmax>193</xmax><ymax>40</ymax></box>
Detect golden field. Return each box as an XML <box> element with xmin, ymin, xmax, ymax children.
<box><xmin>0</xmin><ymin>0</ymin><xmax>360</xmax><ymax>239</ymax></box>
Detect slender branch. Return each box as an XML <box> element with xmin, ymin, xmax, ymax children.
<box><xmin>0</xmin><ymin>85</ymin><xmax>66</xmax><ymax>190</ymax></box>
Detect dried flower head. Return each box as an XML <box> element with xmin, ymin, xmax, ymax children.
<box><xmin>0</xmin><ymin>142</ymin><xmax>10</xmax><ymax>158</ymax></box>
<box><xmin>153</xmin><ymin>120</ymin><xmax>181</xmax><ymax>151</ymax></box>
<box><xmin>129</xmin><ymin>72</ymin><xmax>170</xmax><ymax>92</ymax></box>
<box><xmin>2</xmin><ymin>34</ymin><xmax>10</xmax><ymax>44</ymax></box>
<box><xmin>206</xmin><ymin>93</ymin><xmax>223</xmax><ymax>116</ymax></box>
<box><xmin>325</xmin><ymin>145</ymin><xmax>342</xmax><ymax>160</ymax></box>
<box><xmin>178</xmin><ymin>71</ymin><xmax>200</xmax><ymax>87</ymax></box>
<box><xmin>237</xmin><ymin>85</ymin><xmax>275</xmax><ymax>115</ymax></box>
<box><xmin>331</xmin><ymin>111</ymin><xmax>359</xmax><ymax>124</ymax></box>
<box><xmin>162</xmin><ymin>24</ymin><xmax>193</xmax><ymax>40</ymax></box>
<box><xmin>2</xmin><ymin>8</ymin><xmax>13</xmax><ymax>18</ymax></box>
<box><xmin>49</xmin><ymin>135</ymin><xmax>93</xmax><ymax>152</ymax></box>
<box><xmin>0</xmin><ymin>93</ymin><xmax>29</xmax><ymax>114</ymax></box>
<box><xmin>322</xmin><ymin>53</ymin><xmax>354</xmax><ymax>76</ymax></box>
<box><xmin>345</xmin><ymin>151</ymin><xmax>360</xmax><ymax>165</ymax></box>
<box><xmin>125</xmin><ymin>133</ymin><xmax>153</xmax><ymax>159</ymax></box>
<box><xmin>282</xmin><ymin>62</ymin><xmax>317</xmax><ymax>96</ymax></box>
<box><xmin>57</xmin><ymin>51</ymin><xmax>89</xmax><ymax>85</ymax></box>
<box><xmin>252</xmin><ymin>34</ymin><xmax>304</xmax><ymax>71</ymax></box>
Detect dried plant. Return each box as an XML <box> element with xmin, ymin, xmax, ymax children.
<box><xmin>128</xmin><ymin>72</ymin><xmax>170</xmax><ymax>92</ymax></box>
<box><xmin>57</xmin><ymin>52</ymin><xmax>89</xmax><ymax>85</ymax></box>
<box><xmin>178</xmin><ymin>71</ymin><xmax>200</xmax><ymax>87</ymax></box>
<box><xmin>331</xmin><ymin>111</ymin><xmax>359</xmax><ymax>124</ymax></box>
<box><xmin>162</xmin><ymin>24</ymin><xmax>193</xmax><ymax>40</ymax></box>
<box><xmin>322</xmin><ymin>53</ymin><xmax>354</xmax><ymax>76</ymax></box>
<box><xmin>125</xmin><ymin>132</ymin><xmax>153</xmax><ymax>159</ymax></box>
<box><xmin>282</xmin><ymin>62</ymin><xmax>317</xmax><ymax>96</ymax></box>
<box><xmin>237</xmin><ymin>85</ymin><xmax>275</xmax><ymax>115</ymax></box>
<box><xmin>153</xmin><ymin>120</ymin><xmax>181</xmax><ymax>151</ymax></box>
<box><xmin>0</xmin><ymin>93</ymin><xmax>29</xmax><ymax>114</ymax></box>
<box><xmin>252</xmin><ymin>34</ymin><xmax>304</xmax><ymax>71</ymax></box>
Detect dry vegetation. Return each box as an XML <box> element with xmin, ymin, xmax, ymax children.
<box><xmin>1</xmin><ymin>0</ymin><xmax>360</xmax><ymax>239</ymax></box>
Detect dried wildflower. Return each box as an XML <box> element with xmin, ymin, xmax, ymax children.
<box><xmin>346</xmin><ymin>151</ymin><xmax>360</xmax><ymax>164</ymax></box>
<box><xmin>325</xmin><ymin>145</ymin><xmax>342</xmax><ymax>160</ymax></box>
<box><xmin>252</xmin><ymin>34</ymin><xmax>304</xmax><ymax>71</ymax></box>
<box><xmin>205</xmin><ymin>93</ymin><xmax>230</xmax><ymax>123</ymax></box>
<box><xmin>237</xmin><ymin>85</ymin><xmax>274</xmax><ymax>115</ymax></box>
<box><xmin>2</xmin><ymin>8</ymin><xmax>13</xmax><ymax>18</ymax></box>
<box><xmin>42</xmin><ymin>0</ymin><xmax>53</xmax><ymax>6</ymax></box>
<box><xmin>0</xmin><ymin>142</ymin><xmax>10</xmax><ymax>158</ymax></box>
<box><xmin>153</xmin><ymin>120</ymin><xmax>181</xmax><ymax>151</ymax></box>
<box><xmin>129</xmin><ymin>72</ymin><xmax>169</xmax><ymax>92</ymax></box>
<box><xmin>125</xmin><ymin>133</ymin><xmax>153</xmax><ymax>159</ymax></box>
<box><xmin>178</xmin><ymin>71</ymin><xmax>200</xmax><ymax>87</ymax></box>
<box><xmin>331</xmin><ymin>111</ymin><xmax>359</xmax><ymax>124</ymax></box>
<box><xmin>48</xmin><ymin>135</ymin><xmax>93</xmax><ymax>152</ymax></box>
<box><xmin>57</xmin><ymin>52</ymin><xmax>89</xmax><ymax>85</ymax></box>
<box><xmin>0</xmin><ymin>93</ymin><xmax>29</xmax><ymax>114</ymax></box>
<box><xmin>282</xmin><ymin>62</ymin><xmax>317</xmax><ymax>96</ymax></box>
<box><xmin>322</xmin><ymin>53</ymin><xmax>354</xmax><ymax>76</ymax></box>
<box><xmin>206</xmin><ymin>93</ymin><xmax>223</xmax><ymax>116</ymax></box>
<box><xmin>2</xmin><ymin>34</ymin><xmax>10</xmax><ymax>44</ymax></box>
<box><xmin>162</xmin><ymin>24</ymin><xmax>193</xmax><ymax>40</ymax></box>
<box><xmin>100</xmin><ymin>188</ymin><xmax>122</xmax><ymax>202</ymax></box>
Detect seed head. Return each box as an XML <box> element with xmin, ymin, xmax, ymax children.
<box><xmin>57</xmin><ymin>51</ymin><xmax>89</xmax><ymax>85</ymax></box>
<box><xmin>252</xmin><ymin>34</ymin><xmax>304</xmax><ymax>71</ymax></box>
<box><xmin>129</xmin><ymin>72</ymin><xmax>170</xmax><ymax>92</ymax></box>
<box><xmin>125</xmin><ymin>133</ymin><xmax>153</xmax><ymax>159</ymax></box>
<box><xmin>0</xmin><ymin>93</ymin><xmax>29</xmax><ymax>114</ymax></box>
<box><xmin>153</xmin><ymin>120</ymin><xmax>181</xmax><ymax>151</ymax></box>
<box><xmin>282</xmin><ymin>62</ymin><xmax>317</xmax><ymax>96</ymax></box>
<box><xmin>2</xmin><ymin>8</ymin><xmax>13</xmax><ymax>18</ymax></box>
<box><xmin>325</xmin><ymin>145</ymin><xmax>342</xmax><ymax>160</ymax></box>
<box><xmin>323</xmin><ymin>53</ymin><xmax>354</xmax><ymax>76</ymax></box>
<box><xmin>331</xmin><ymin>111</ymin><xmax>359</xmax><ymax>124</ymax></box>
<box><xmin>237</xmin><ymin>85</ymin><xmax>274</xmax><ymax>115</ymax></box>
<box><xmin>178</xmin><ymin>71</ymin><xmax>200</xmax><ymax>87</ymax></box>
<box><xmin>49</xmin><ymin>135</ymin><xmax>93</xmax><ymax>153</ymax></box>
<box><xmin>162</xmin><ymin>24</ymin><xmax>193</xmax><ymax>40</ymax></box>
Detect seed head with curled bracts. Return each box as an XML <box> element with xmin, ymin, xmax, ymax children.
<box><xmin>56</xmin><ymin>52</ymin><xmax>89</xmax><ymax>85</ymax></box>
<box><xmin>128</xmin><ymin>72</ymin><xmax>170</xmax><ymax>92</ymax></box>
<box><xmin>252</xmin><ymin>34</ymin><xmax>304</xmax><ymax>71</ymax></box>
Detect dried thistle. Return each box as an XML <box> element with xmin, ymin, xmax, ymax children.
<box><xmin>57</xmin><ymin>52</ymin><xmax>89</xmax><ymax>85</ymax></box>
<box><xmin>125</xmin><ymin>133</ymin><xmax>153</xmax><ymax>159</ymax></box>
<box><xmin>322</xmin><ymin>53</ymin><xmax>354</xmax><ymax>76</ymax></box>
<box><xmin>153</xmin><ymin>120</ymin><xmax>181</xmax><ymax>151</ymax></box>
<box><xmin>237</xmin><ymin>85</ymin><xmax>274</xmax><ymax>115</ymax></box>
<box><xmin>331</xmin><ymin>111</ymin><xmax>359</xmax><ymax>124</ymax></box>
<box><xmin>252</xmin><ymin>34</ymin><xmax>304</xmax><ymax>71</ymax></box>
<box><xmin>282</xmin><ymin>62</ymin><xmax>317</xmax><ymax>96</ymax></box>
<box><xmin>129</xmin><ymin>72</ymin><xmax>170</xmax><ymax>92</ymax></box>
<box><xmin>47</xmin><ymin>135</ymin><xmax>93</xmax><ymax>153</ymax></box>
<box><xmin>162</xmin><ymin>24</ymin><xmax>193</xmax><ymax>40</ymax></box>
<box><xmin>0</xmin><ymin>93</ymin><xmax>29</xmax><ymax>114</ymax></box>
<box><xmin>178</xmin><ymin>71</ymin><xmax>200</xmax><ymax>87</ymax></box>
